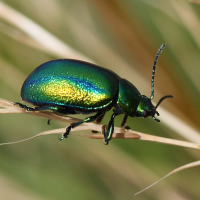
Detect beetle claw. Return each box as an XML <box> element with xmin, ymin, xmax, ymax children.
<box><xmin>58</xmin><ymin>136</ymin><xmax>65</xmax><ymax>141</ymax></box>
<box><xmin>104</xmin><ymin>139</ymin><xmax>109</xmax><ymax>145</ymax></box>
<box><xmin>153</xmin><ymin>116</ymin><xmax>160</xmax><ymax>122</ymax></box>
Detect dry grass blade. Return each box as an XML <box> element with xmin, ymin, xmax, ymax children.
<box><xmin>135</xmin><ymin>160</ymin><xmax>200</xmax><ymax>195</ymax></box>
<box><xmin>0</xmin><ymin>98</ymin><xmax>200</xmax><ymax>150</ymax></box>
<box><xmin>0</xmin><ymin>1</ymin><xmax>89</xmax><ymax>60</ymax></box>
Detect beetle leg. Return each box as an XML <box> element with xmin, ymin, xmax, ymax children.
<box><xmin>47</xmin><ymin>119</ymin><xmax>51</xmax><ymax>125</ymax></box>
<box><xmin>121</xmin><ymin>114</ymin><xmax>131</xmax><ymax>130</ymax></box>
<box><xmin>102</xmin><ymin>125</ymin><xmax>108</xmax><ymax>144</ymax></box>
<box><xmin>102</xmin><ymin>125</ymin><xmax>107</xmax><ymax>136</ymax></box>
<box><xmin>59</xmin><ymin>111</ymin><xmax>104</xmax><ymax>140</ymax></box>
<box><xmin>124</xmin><ymin>126</ymin><xmax>131</xmax><ymax>130</ymax></box>
<box><xmin>33</xmin><ymin>106</ymin><xmax>76</xmax><ymax>115</ymax></box>
<box><xmin>92</xmin><ymin>113</ymin><xmax>106</xmax><ymax>133</ymax></box>
<box><xmin>34</xmin><ymin>106</ymin><xmax>59</xmax><ymax>111</ymax></box>
<box><xmin>15</xmin><ymin>103</ymin><xmax>63</xmax><ymax>113</ymax></box>
<box><xmin>14</xmin><ymin>102</ymin><xmax>35</xmax><ymax>111</ymax></box>
<box><xmin>121</xmin><ymin>114</ymin><xmax>128</xmax><ymax>128</ymax></box>
<box><xmin>104</xmin><ymin>112</ymin><xmax>119</xmax><ymax>145</ymax></box>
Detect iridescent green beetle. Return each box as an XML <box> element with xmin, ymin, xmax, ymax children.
<box><xmin>17</xmin><ymin>44</ymin><xmax>173</xmax><ymax>145</ymax></box>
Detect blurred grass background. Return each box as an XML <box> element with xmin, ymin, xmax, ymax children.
<box><xmin>0</xmin><ymin>0</ymin><xmax>200</xmax><ymax>199</ymax></box>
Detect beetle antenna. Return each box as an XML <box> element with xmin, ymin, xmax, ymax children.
<box><xmin>155</xmin><ymin>95</ymin><xmax>174</xmax><ymax>110</ymax></box>
<box><xmin>152</xmin><ymin>95</ymin><xmax>173</xmax><ymax>122</ymax></box>
<box><xmin>150</xmin><ymin>44</ymin><xmax>166</xmax><ymax>100</ymax></box>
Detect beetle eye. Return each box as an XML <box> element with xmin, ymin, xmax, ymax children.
<box><xmin>143</xmin><ymin>110</ymin><xmax>148</xmax><ymax>118</ymax></box>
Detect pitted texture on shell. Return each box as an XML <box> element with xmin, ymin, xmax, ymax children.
<box><xmin>21</xmin><ymin>59</ymin><xmax>120</xmax><ymax>111</ymax></box>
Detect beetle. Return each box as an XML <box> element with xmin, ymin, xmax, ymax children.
<box><xmin>16</xmin><ymin>44</ymin><xmax>173</xmax><ymax>145</ymax></box>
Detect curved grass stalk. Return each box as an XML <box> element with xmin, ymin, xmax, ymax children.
<box><xmin>135</xmin><ymin>160</ymin><xmax>200</xmax><ymax>195</ymax></box>
<box><xmin>0</xmin><ymin>98</ymin><xmax>200</xmax><ymax>150</ymax></box>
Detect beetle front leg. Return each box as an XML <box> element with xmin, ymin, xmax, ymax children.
<box><xmin>121</xmin><ymin>114</ymin><xmax>131</xmax><ymax>130</ymax></box>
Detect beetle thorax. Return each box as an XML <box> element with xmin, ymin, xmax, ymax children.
<box><xmin>116</xmin><ymin>79</ymin><xmax>141</xmax><ymax>116</ymax></box>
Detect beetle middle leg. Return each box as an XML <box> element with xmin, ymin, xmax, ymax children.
<box><xmin>92</xmin><ymin>113</ymin><xmax>106</xmax><ymax>133</ymax></box>
<box><xmin>59</xmin><ymin>111</ymin><xmax>105</xmax><ymax>140</ymax></box>
<box><xmin>104</xmin><ymin>111</ymin><xmax>120</xmax><ymax>145</ymax></box>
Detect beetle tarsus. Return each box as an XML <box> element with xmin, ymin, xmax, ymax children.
<box><xmin>92</xmin><ymin>130</ymin><xmax>98</xmax><ymax>133</ymax></box>
<box><xmin>64</xmin><ymin>126</ymin><xmax>71</xmax><ymax>138</ymax></box>
<box><xmin>59</xmin><ymin>126</ymin><xmax>71</xmax><ymax>141</ymax></box>
<box><xmin>124</xmin><ymin>126</ymin><xmax>131</xmax><ymax>130</ymax></box>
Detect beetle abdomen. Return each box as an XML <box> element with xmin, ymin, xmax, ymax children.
<box><xmin>21</xmin><ymin>59</ymin><xmax>120</xmax><ymax>111</ymax></box>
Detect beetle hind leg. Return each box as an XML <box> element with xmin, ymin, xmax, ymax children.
<box><xmin>14</xmin><ymin>102</ymin><xmax>35</xmax><ymax>111</ymax></box>
<box><xmin>59</xmin><ymin>111</ymin><xmax>105</xmax><ymax>140</ymax></box>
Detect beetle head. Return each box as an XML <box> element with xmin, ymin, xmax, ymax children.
<box><xmin>135</xmin><ymin>95</ymin><xmax>173</xmax><ymax>122</ymax></box>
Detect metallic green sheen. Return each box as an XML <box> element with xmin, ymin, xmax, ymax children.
<box><xmin>117</xmin><ymin>79</ymin><xmax>141</xmax><ymax>116</ymax></box>
<box><xmin>135</xmin><ymin>96</ymin><xmax>154</xmax><ymax>116</ymax></box>
<box><xmin>21</xmin><ymin>59</ymin><xmax>120</xmax><ymax>112</ymax></box>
